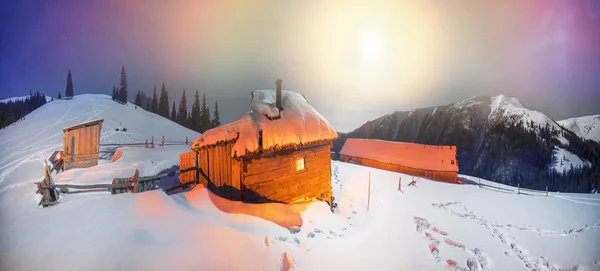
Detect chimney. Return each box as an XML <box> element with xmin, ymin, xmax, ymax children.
<box><xmin>275</xmin><ymin>79</ymin><xmax>283</xmax><ymax>111</ymax></box>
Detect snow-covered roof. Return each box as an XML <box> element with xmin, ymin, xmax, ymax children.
<box><xmin>191</xmin><ymin>90</ymin><xmax>338</xmax><ymax>157</ymax></box>
<box><xmin>340</xmin><ymin>138</ymin><xmax>459</xmax><ymax>172</ymax></box>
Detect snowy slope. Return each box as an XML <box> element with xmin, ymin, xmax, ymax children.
<box><xmin>488</xmin><ymin>95</ymin><xmax>592</xmax><ymax>173</ymax></box>
<box><xmin>1</xmin><ymin>94</ymin><xmax>599</xmax><ymax>270</ymax></box>
<box><xmin>0</xmin><ymin>94</ymin><xmax>199</xmax><ymax>188</ymax></box>
<box><xmin>0</xmin><ymin>94</ymin><xmax>53</xmax><ymax>103</ymax></box>
<box><xmin>558</xmin><ymin>115</ymin><xmax>600</xmax><ymax>143</ymax></box>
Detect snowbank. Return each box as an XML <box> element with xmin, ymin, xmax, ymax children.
<box><xmin>191</xmin><ymin>90</ymin><xmax>338</xmax><ymax>156</ymax></box>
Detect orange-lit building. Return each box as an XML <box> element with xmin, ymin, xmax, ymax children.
<box><xmin>180</xmin><ymin>80</ymin><xmax>338</xmax><ymax>203</ymax></box>
<box><xmin>340</xmin><ymin>138</ymin><xmax>459</xmax><ymax>183</ymax></box>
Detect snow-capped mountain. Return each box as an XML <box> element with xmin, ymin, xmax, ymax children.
<box><xmin>0</xmin><ymin>94</ymin><xmax>53</xmax><ymax>103</ymax></box>
<box><xmin>558</xmin><ymin>115</ymin><xmax>600</xmax><ymax>143</ymax></box>
<box><xmin>337</xmin><ymin>94</ymin><xmax>600</xmax><ymax>193</ymax></box>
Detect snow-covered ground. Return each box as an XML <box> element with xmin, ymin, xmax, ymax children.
<box><xmin>1</xmin><ymin>95</ymin><xmax>599</xmax><ymax>271</ymax></box>
<box><xmin>0</xmin><ymin>94</ymin><xmax>53</xmax><ymax>103</ymax></box>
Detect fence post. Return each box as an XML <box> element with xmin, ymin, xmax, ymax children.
<box><xmin>478</xmin><ymin>178</ymin><xmax>481</xmax><ymax>188</ymax></box>
<box><xmin>517</xmin><ymin>183</ymin><xmax>520</xmax><ymax>195</ymax></box>
<box><xmin>398</xmin><ymin>177</ymin><xmax>401</xmax><ymax>191</ymax></box>
<box><xmin>546</xmin><ymin>186</ymin><xmax>548</xmax><ymax>197</ymax></box>
<box><xmin>367</xmin><ymin>172</ymin><xmax>371</xmax><ymax>211</ymax></box>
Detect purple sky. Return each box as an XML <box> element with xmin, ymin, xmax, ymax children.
<box><xmin>1</xmin><ymin>0</ymin><xmax>600</xmax><ymax>132</ymax></box>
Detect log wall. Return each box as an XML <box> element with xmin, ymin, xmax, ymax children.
<box><xmin>241</xmin><ymin>143</ymin><xmax>332</xmax><ymax>204</ymax></box>
<box><xmin>340</xmin><ymin>154</ymin><xmax>458</xmax><ymax>183</ymax></box>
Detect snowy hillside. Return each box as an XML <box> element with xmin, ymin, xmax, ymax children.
<box><xmin>487</xmin><ymin>95</ymin><xmax>592</xmax><ymax>173</ymax></box>
<box><xmin>558</xmin><ymin>115</ymin><xmax>600</xmax><ymax>143</ymax></box>
<box><xmin>0</xmin><ymin>94</ymin><xmax>53</xmax><ymax>103</ymax></box>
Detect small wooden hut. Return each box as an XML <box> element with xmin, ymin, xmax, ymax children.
<box><xmin>180</xmin><ymin>80</ymin><xmax>338</xmax><ymax>204</ymax></box>
<box><xmin>340</xmin><ymin>138</ymin><xmax>459</xmax><ymax>183</ymax></box>
<box><xmin>62</xmin><ymin>119</ymin><xmax>103</xmax><ymax>170</ymax></box>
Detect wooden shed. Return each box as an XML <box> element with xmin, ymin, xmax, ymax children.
<box><xmin>340</xmin><ymin>138</ymin><xmax>459</xmax><ymax>183</ymax></box>
<box><xmin>180</xmin><ymin>81</ymin><xmax>338</xmax><ymax>204</ymax></box>
<box><xmin>62</xmin><ymin>119</ymin><xmax>103</xmax><ymax>171</ymax></box>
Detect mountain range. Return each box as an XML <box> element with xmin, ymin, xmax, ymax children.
<box><xmin>334</xmin><ymin>94</ymin><xmax>600</xmax><ymax>193</ymax></box>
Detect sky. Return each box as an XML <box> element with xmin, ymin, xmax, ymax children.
<box><xmin>1</xmin><ymin>0</ymin><xmax>600</xmax><ymax>132</ymax></box>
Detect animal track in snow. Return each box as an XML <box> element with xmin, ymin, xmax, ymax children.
<box><xmin>432</xmin><ymin>202</ymin><xmax>600</xmax><ymax>238</ymax></box>
<box><xmin>432</xmin><ymin>201</ymin><xmax>592</xmax><ymax>271</ymax></box>
<box><xmin>414</xmin><ymin>216</ymin><xmax>487</xmax><ymax>270</ymax></box>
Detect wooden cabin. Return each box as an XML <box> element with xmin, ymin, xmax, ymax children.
<box><xmin>180</xmin><ymin>80</ymin><xmax>338</xmax><ymax>204</ymax></box>
<box><xmin>62</xmin><ymin>119</ymin><xmax>103</xmax><ymax>171</ymax></box>
<box><xmin>340</xmin><ymin>138</ymin><xmax>459</xmax><ymax>183</ymax></box>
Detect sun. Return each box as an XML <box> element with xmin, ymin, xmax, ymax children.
<box><xmin>363</xmin><ymin>25</ymin><xmax>382</xmax><ymax>62</ymax></box>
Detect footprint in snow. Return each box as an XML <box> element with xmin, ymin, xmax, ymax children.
<box><xmin>329</xmin><ymin>230</ymin><xmax>337</xmax><ymax>237</ymax></box>
<box><xmin>314</xmin><ymin>228</ymin><xmax>323</xmax><ymax>234</ymax></box>
<box><xmin>307</xmin><ymin>232</ymin><xmax>315</xmax><ymax>238</ymax></box>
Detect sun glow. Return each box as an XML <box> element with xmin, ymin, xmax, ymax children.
<box><xmin>363</xmin><ymin>25</ymin><xmax>382</xmax><ymax>62</ymax></box>
<box><xmin>288</xmin><ymin>1</ymin><xmax>448</xmax><ymax>103</ymax></box>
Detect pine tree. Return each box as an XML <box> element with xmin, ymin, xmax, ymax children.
<box><xmin>111</xmin><ymin>85</ymin><xmax>116</xmax><ymax>101</ymax></box>
<box><xmin>158</xmin><ymin>82</ymin><xmax>169</xmax><ymax>118</ymax></box>
<box><xmin>212</xmin><ymin>100</ymin><xmax>221</xmax><ymax>127</ymax></box>
<box><xmin>134</xmin><ymin>90</ymin><xmax>142</xmax><ymax>106</ymax></box>
<box><xmin>171</xmin><ymin>102</ymin><xmax>177</xmax><ymax>121</ymax></box>
<box><xmin>188</xmin><ymin>112</ymin><xmax>192</xmax><ymax>129</ymax></box>
<box><xmin>191</xmin><ymin>90</ymin><xmax>201</xmax><ymax>132</ymax></box>
<box><xmin>65</xmin><ymin>70</ymin><xmax>74</xmax><ymax>98</ymax></box>
<box><xmin>201</xmin><ymin>92</ymin><xmax>211</xmax><ymax>132</ymax></box>
<box><xmin>58</xmin><ymin>92</ymin><xmax>61</xmax><ymax>99</ymax></box>
<box><xmin>151</xmin><ymin>86</ymin><xmax>158</xmax><ymax>113</ymax></box>
<box><xmin>119</xmin><ymin>66</ymin><xmax>128</xmax><ymax>104</ymax></box>
<box><xmin>178</xmin><ymin>88</ymin><xmax>188</xmax><ymax>126</ymax></box>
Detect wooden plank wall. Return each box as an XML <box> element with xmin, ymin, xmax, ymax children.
<box><xmin>194</xmin><ymin>142</ymin><xmax>241</xmax><ymax>200</ymax></box>
<box><xmin>340</xmin><ymin>154</ymin><xmax>458</xmax><ymax>183</ymax></box>
<box><xmin>241</xmin><ymin>143</ymin><xmax>332</xmax><ymax>204</ymax></box>
<box><xmin>179</xmin><ymin>151</ymin><xmax>197</xmax><ymax>183</ymax></box>
<box><xmin>63</xmin><ymin>125</ymin><xmax>101</xmax><ymax>156</ymax></box>
<box><xmin>62</xmin><ymin>124</ymin><xmax>102</xmax><ymax>170</ymax></box>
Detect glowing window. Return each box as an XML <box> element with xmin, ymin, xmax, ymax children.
<box><xmin>296</xmin><ymin>157</ymin><xmax>305</xmax><ymax>171</ymax></box>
